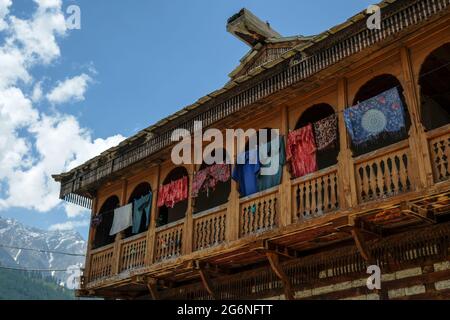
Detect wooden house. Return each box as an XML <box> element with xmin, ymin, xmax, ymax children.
<box><xmin>53</xmin><ymin>0</ymin><xmax>450</xmax><ymax>300</ymax></box>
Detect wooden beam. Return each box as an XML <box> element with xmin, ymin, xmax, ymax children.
<box><xmin>253</xmin><ymin>241</ymin><xmax>301</xmax><ymax>259</ymax></box>
<box><xmin>351</xmin><ymin>227</ymin><xmax>373</xmax><ymax>263</ymax></box>
<box><xmin>266</xmin><ymin>252</ymin><xmax>295</xmax><ymax>300</ymax></box>
<box><xmin>198</xmin><ymin>268</ymin><xmax>217</xmax><ymax>300</ymax></box>
<box><xmin>349</xmin><ymin>215</ymin><xmax>382</xmax><ymax>238</ymax></box>
<box><xmin>146</xmin><ymin>278</ymin><xmax>159</xmax><ymax>300</ymax></box>
<box><xmin>400</xmin><ymin>201</ymin><xmax>436</xmax><ymax>224</ymax></box>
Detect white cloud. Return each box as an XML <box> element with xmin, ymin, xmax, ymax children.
<box><xmin>49</xmin><ymin>219</ymin><xmax>90</xmax><ymax>231</ymax></box>
<box><xmin>0</xmin><ymin>1</ymin><xmax>126</xmax><ymax>220</ymax></box>
<box><xmin>64</xmin><ymin>203</ymin><xmax>90</xmax><ymax>219</ymax></box>
<box><xmin>47</xmin><ymin>74</ymin><xmax>92</xmax><ymax>105</ymax></box>
<box><xmin>10</xmin><ymin>0</ymin><xmax>66</xmax><ymax>64</ymax></box>
<box><xmin>0</xmin><ymin>0</ymin><xmax>12</xmax><ymax>31</ymax></box>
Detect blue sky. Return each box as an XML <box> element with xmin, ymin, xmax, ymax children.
<box><xmin>0</xmin><ymin>0</ymin><xmax>375</xmax><ymax>239</ymax></box>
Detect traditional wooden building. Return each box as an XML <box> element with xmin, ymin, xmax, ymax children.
<box><xmin>53</xmin><ymin>0</ymin><xmax>450</xmax><ymax>300</ymax></box>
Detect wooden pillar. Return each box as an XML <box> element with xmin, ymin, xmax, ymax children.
<box><xmin>112</xmin><ymin>233</ymin><xmax>123</xmax><ymax>275</ymax></box>
<box><xmin>120</xmin><ymin>179</ymin><xmax>128</xmax><ymax>206</ymax></box>
<box><xmin>399</xmin><ymin>46</ymin><xmax>434</xmax><ymax>189</ymax></box>
<box><xmin>226</xmin><ymin>135</ymin><xmax>240</xmax><ymax>242</ymax></box>
<box><xmin>182</xmin><ymin>164</ymin><xmax>195</xmax><ymax>255</ymax></box>
<box><xmin>84</xmin><ymin>195</ymin><xmax>98</xmax><ymax>283</ymax></box>
<box><xmin>145</xmin><ymin>164</ymin><xmax>161</xmax><ymax>266</ymax></box>
<box><xmin>112</xmin><ymin>179</ymin><xmax>128</xmax><ymax>275</ymax></box>
<box><xmin>279</xmin><ymin>105</ymin><xmax>292</xmax><ymax>227</ymax></box>
<box><xmin>337</xmin><ymin>78</ymin><xmax>358</xmax><ymax>209</ymax></box>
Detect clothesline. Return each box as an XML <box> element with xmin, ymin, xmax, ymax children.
<box><xmin>286</xmin><ymin>59</ymin><xmax>450</xmax><ymax>119</ymax></box>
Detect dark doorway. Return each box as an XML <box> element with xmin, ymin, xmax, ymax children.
<box><xmin>157</xmin><ymin>167</ymin><xmax>189</xmax><ymax>227</ymax></box>
<box><xmin>350</xmin><ymin>74</ymin><xmax>411</xmax><ymax>157</ymax></box>
<box><xmin>295</xmin><ymin>103</ymin><xmax>339</xmax><ymax>171</ymax></box>
<box><xmin>93</xmin><ymin>196</ymin><xmax>120</xmax><ymax>249</ymax></box>
<box><xmin>193</xmin><ymin>149</ymin><xmax>231</xmax><ymax>214</ymax></box>
<box><xmin>124</xmin><ymin>182</ymin><xmax>152</xmax><ymax>238</ymax></box>
<box><xmin>419</xmin><ymin>43</ymin><xmax>450</xmax><ymax>131</ymax></box>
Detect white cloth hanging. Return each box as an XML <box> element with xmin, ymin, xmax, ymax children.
<box><xmin>109</xmin><ymin>203</ymin><xmax>133</xmax><ymax>236</ymax></box>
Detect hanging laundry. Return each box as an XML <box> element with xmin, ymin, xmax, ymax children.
<box><xmin>344</xmin><ymin>87</ymin><xmax>406</xmax><ymax>146</ymax></box>
<box><xmin>109</xmin><ymin>203</ymin><xmax>133</xmax><ymax>236</ymax></box>
<box><xmin>157</xmin><ymin>183</ymin><xmax>169</xmax><ymax>208</ymax></box>
<box><xmin>287</xmin><ymin>124</ymin><xmax>318</xmax><ymax>178</ymax></box>
<box><xmin>157</xmin><ymin>176</ymin><xmax>189</xmax><ymax>208</ymax></box>
<box><xmin>313</xmin><ymin>114</ymin><xmax>338</xmax><ymax>151</ymax></box>
<box><xmin>91</xmin><ymin>214</ymin><xmax>102</xmax><ymax>228</ymax></box>
<box><xmin>192</xmin><ymin>164</ymin><xmax>231</xmax><ymax>198</ymax></box>
<box><xmin>232</xmin><ymin>149</ymin><xmax>260</xmax><ymax>197</ymax></box>
<box><xmin>191</xmin><ymin>168</ymin><xmax>209</xmax><ymax>198</ymax></box>
<box><xmin>132</xmin><ymin>192</ymin><xmax>153</xmax><ymax>234</ymax></box>
<box><xmin>205</xmin><ymin>164</ymin><xmax>231</xmax><ymax>195</ymax></box>
<box><xmin>257</xmin><ymin>136</ymin><xmax>286</xmax><ymax>191</ymax></box>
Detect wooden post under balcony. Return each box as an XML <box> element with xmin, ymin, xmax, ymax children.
<box><xmin>145</xmin><ymin>163</ymin><xmax>161</xmax><ymax>266</ymax></box>
<box><xmin>400</xmin><ymin>46</ymin><xmax>434</xmax><ymax>189</ymax></box>
<box><xmin>337</xmin><ymin>78</ymin><xmax>358</xmax><ymax>209</ymax></box>
<box><xmin>226</xmin><ymin>137</ymin><xmax>240</xmax><ymax>242</ymax></box>
<box><xmin>112</xmin><ymin>180</ymin><xmax>128</xmax><ymax>275</ymax></box>
<box><xmin>84</xmin><ymin>195</ymin><xmax>98</xmax><ymax>283</ymax></box>
<box><xmin>279</xmin><ymin>105</ymin><xmax>292</xmax><ymax>227</ymax></box>
<box><xmin>112</xmin><ymin>232</ymin><xmax>123</xmax><ymax>275</ymax></box>
<box><xmin>182</xmin><ymin>164</ymin><xmax>195</xmax><ymax>255</ymax></box>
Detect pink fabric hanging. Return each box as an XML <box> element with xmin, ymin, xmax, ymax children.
<box><xmin>191</xmin><ymin>168</ymin><xmax>209</xmax><ymax>198</ymax></box>
<box><xmin>191</xmin><ymin>164</ymin><xmax>230</xmax><ymax>198</ymax></box>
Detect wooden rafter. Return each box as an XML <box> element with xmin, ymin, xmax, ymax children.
<box><xmin>266</xmin><ymin>252</ymin><xmax>295</xmax><ymax>300</ymax></box>
<box><xmin>192</xmin><ymin>260</ymin><xmax>230</xmax><ymax>276</ymax></box>
<box><xmin>252</xmin><ymin>240</ymin><xmax>301</xmax><ymax>259</ymax></box>
<box><xmin>198</xmin><ymin>267</ymin><xmax>217</xmax><ymax>300</ymax></box>
<box><xmin>351</xmin><ymin>227</ymin><xmax>373</xmax><ymax>264</ymax></box>
<box><xmin>400</xmin><ymin>201</ymin><xmax>436</xmax><ymax>224</ymax></box>
<box><xmin>146</xmin><ymin>278</ymin><xmax>159</xmax><ymax>300</ymax></box>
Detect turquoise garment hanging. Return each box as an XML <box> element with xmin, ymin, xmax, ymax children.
<box><xmin>257</xmin><ymin>136</ymin><xmax>286</xmax><ymax>191</ymax></box>
<box><xmin>132</xmin><ymin>192</ymin><xmax>152</xmax><ymax>234</ymax></box>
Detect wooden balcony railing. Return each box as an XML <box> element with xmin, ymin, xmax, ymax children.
<box><xmin>118</xmin><ymin>234</ymin><xmax>147</xmax><ymax>274</ymax></box>
<box><xmin>354</xmin><ymin>141</ymin><xmax>414</xmax><ymax>203</ymax></box>
<box><xmin>291</xmin><ymin>166</ymin><xmax>339</xmax><ymax>223</ymax></box>
<box><xmin>239</xmin><ymin>187</ymin><xmax>279</xmax><ymax>238</ymax></box>
<box><xmin>193</xmin><ymin>205</ymin><xmax>227</xmax><ymax>251</ymax></box>
<box><xmin>154</xmin><ymin>221</ymin><xmax>184</xmax><ymax>263</ymax></box>
<box><xmin>83</xmin><ymin>125</ymin><xmax>450</xmax><ymax>287</ymax></box>
<box><xmin>88</xmin><ymin>244</ymin><xmax>114</xmax><ymax>283</ymax></box>
<box><xmin>428</xmin><ymin>124</ymin><xmax>450</xmax><ymax>183</ymax></box>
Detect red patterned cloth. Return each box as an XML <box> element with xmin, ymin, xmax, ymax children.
<box><xmin>287</xmin><ymin>124</ymin><xmax>318</xmax><ymax>178</ymax></box>
<box><xmin>192</xmin><ymin>164</ymin><xmax>230</xmax><ymax>198</ymax></box>
<box><xmin>157</xmin><ymin>176</ymin><xmax>189</xmax><ymax>208</ymax></box>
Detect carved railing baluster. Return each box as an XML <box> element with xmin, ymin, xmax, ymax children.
<box><xmin>292</xmin><ymin>167</ymin><xmax>339</xmax><ymax>222</ymax></box>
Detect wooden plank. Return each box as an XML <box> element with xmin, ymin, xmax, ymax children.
<box><xmin>198</xmin><ymin>268</ymin><xmax>218</xmax><ymax>300</ymax></box>
<box><xmin>146</xmin><ymin>278</ymin><xmax>159</xmax><ymax>300</ymax></box>
<box><xmin>351</xmin><ymin>227</ymin><xmax>373</xmax><ymax>263</ymax></box>
<box><xmin>266</xmin><ymin>252</ymin><xmax>295</xmax><ymax>300</ymax></box>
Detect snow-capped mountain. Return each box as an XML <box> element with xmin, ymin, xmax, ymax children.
<box><xmin>0</xmin><ymin>216</ymin><xmax>86</xmax><ymax>286</ymax></box>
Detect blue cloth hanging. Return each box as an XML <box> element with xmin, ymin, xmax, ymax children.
<box><xmin>132</xmin><ymin>192</ymin><xmax>152</xmax><ymax>234</ymax></box>
<box><xmin>344</xmin><ymin>87</ymin><xmax>406</xmax><ymax>146</ymax></box>
<box><xmin>232</xmin><ymin>149</ymin><xmax>260</xmax><ymax>197</ymax></box>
